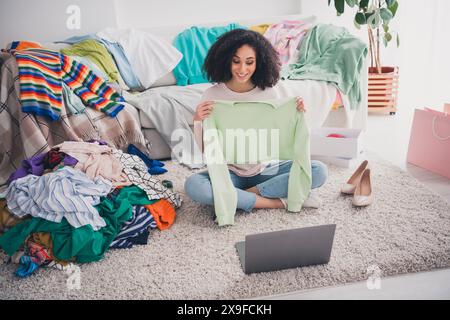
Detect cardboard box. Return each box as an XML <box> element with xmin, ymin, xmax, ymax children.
<box><xmin>310</xmin><ymin>127</ymin><xmax>364</xmax><ymax>159</ymax></box>
<box><xmin>312</xmin><ymin>152</ymin><xmax>365</xmax><ymax>169</ymax></box>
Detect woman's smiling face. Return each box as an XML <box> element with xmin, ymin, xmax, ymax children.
<box><xmin>230</xmin><ymin>44</ymin><xmax>257</xmax><ymax>85</ymax></box>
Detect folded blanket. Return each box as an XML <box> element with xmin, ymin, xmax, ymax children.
<box><xmin>282</xmin><ymin>24</ymin><xmax>368</xmax><ymax>110</ymax></box>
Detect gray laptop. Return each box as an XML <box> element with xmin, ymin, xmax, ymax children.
<box><xmin>235</xmin><ymin>224</ymin><xmax>336</xmax><ymax>274</ymax></box>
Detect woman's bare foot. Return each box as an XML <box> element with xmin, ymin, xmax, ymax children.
<box><xmin>253</xmin><ymin>195</ymin><xmax>285</xmax><ymax>209</ymax></box>
<box><xmin>246</xmin><ymin>186</ymin><xmax>284</xmax><ymax>209</ymax></box>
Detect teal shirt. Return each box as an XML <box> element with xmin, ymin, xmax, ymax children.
<box><xmin>172</xmin><ymin>23</ymin><xmax>246</xmax><ymax>86</ymax></box>
<box><xmin>203</xmin><ymin>98</ymin><xmax>312</xmax><ymax>226</ymax></box>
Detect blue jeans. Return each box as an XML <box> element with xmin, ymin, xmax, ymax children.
<box><xmin>184</xmin><ymin>160</ymin><xmax>328</xmax><ymax>212</ymax></box>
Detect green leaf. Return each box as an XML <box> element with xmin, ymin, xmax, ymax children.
<box><xmin>355</xmin><ymin>12</ymin><xmax>367</xmax><ymax>25</ymax></box>
<box><xmin>345</xmin><ymin>0</ymin><xmax>356</xmax><ymax>7</ymax></box>
<box><xmin>380</xmin><ymin>8</ymin><xmax>393</xmax><ymax>23</ymax></box>
<box><xmin>335</xmin><ymin>0</ymin><xmax>345</xmax><ymax>14</ymax></box>
<box><xmin>354</xmin><ymin>20</ymin><xmax>362</xmax><ymax>30</ymax></box>
<box><xmin>359</xmin><ymin>0</ymin><xmax>369</xmax><ymax>10</ymax></box>
<box><xmin>385</xmin><ymin>32</ymin><xmax>392</xmax><ymax>42</ymax></box>
<box><xmin>386</xmin><ymin>0</ymin><xmax>395</xmax><ymax>6</ymax></box>
<box><xmin>383</xmin><ymin>24</ymin><xmax>389</xmax><ymax>33</ymax></box>
<box><xmin>389</xmin><ymin>1</ymin><xmax>399</xmax><ymax>17</ymax></box>
<box><xmin>367</xmin><ymin>10</ymin><xmax>382</xmax><ymax>29</ymax></box>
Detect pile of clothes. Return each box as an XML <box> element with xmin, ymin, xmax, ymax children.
<box><xmin>0</xmin><ymin>140</ymin><xmax>181</xmax><ymax>278</ymax></box>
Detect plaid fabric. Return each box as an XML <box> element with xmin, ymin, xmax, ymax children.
<box><xmin>0</xmin><ymin>53</ymin><xmax>148</xmax><ymax>187</ymax></box>
<box><xmin>113</xmin><ymin>149</ymin><xmax>182</xmax><ymax>208</ymax></box>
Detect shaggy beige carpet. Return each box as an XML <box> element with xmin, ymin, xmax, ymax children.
<box><xmin>1</xmin><ymin>152</ymin><xmax>449</xmax><ymax>299</ymax></box>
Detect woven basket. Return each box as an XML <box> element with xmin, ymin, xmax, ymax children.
<box><xmin>368</xmin><ymin>66</ymin><xmax>399</xmax><ymax>115</ymax></box>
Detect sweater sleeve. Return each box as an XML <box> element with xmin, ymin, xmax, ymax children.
<box><xmin>287</xmin><ymin>112</ymin><xmax>312</xmax><ymax>211</ymax></box>
<box><xmin>203</xmin><ymin>111</ymin><xmax>238</xmax><ymax>226</ymax></box>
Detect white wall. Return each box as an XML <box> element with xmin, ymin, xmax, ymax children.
<box><xmin>0</xmin><ymin>0</ymin><xmax>117</xmax><ymax>48</ymax></box>
<box><xmin>0</xmin><ymin>0</ymin><xmax>301</xmax><ymax>47</ymax></box>
<box><xmin>300</xmin><ymin>0</ymin><xmax>450</xmax><ymax>109</ymax></box>
<box><xmin>114</xmin><ymin>0</ymin><xmax>301</xmax><ymax>29</ymax></box>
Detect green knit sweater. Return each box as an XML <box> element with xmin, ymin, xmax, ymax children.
<box><xmin>203</xmin><ymin>98</ymin><xmax>312</xmax><ymax>226</ymax></box>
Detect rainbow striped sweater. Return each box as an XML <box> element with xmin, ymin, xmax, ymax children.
<box><xmin>14</xmin><ymin>48</ymin><xmax>124</xmax><ymax>120</ymax></box>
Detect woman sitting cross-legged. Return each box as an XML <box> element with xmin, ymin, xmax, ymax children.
<box><xmin>184</xmin><ymin>29</ymin><xmax>328</xmax><ymax>215</ymax></box>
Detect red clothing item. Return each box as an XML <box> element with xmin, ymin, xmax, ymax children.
<box><xmin>144</xmin><ymin>199</ymin><xmax>176</xmax><ymax>230</ymax></box>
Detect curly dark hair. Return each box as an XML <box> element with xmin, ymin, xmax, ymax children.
<box><xmin>203</xmin><ymin>29</ymin><xmax>281</xmax><ymax>90</ymax></box>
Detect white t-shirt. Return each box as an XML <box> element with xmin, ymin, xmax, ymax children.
<box><xmin>196</xmin><ymin>83</ymin><xmax>279</xmax><ymax>177</ymax></box>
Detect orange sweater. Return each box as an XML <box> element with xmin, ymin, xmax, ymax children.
<box><xmin>144</xmin><ymin>199</ymin><xmax>176</xmax><ymax>230</ymax></box>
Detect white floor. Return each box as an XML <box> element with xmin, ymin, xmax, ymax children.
<box><xmin>260</xmin><ymin>105</ymin><xmax>450</xmax><ymax>300</ymax></box>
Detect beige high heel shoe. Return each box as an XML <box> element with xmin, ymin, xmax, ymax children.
<box><xmin>341</xmin><ymin>160</ymin><xmax>369</xmax><ymax>194</ymax></box>
<box><xmin>352</xmin><ymin>169</ymin><xmax>373</xmax><ymax>207</ymax></box>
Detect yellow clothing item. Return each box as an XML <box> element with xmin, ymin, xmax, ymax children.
<box><xmin>331</xmin><ymin>90</ymin><xmax>344</xmax><ymax>110</ymax></box>
<box><xmin>61</xmin><ymin>39</ymin><xmax>120</xmax><ymax>83</ymax></box>
<box><xmin>0</xmin><ymin>200</ymin><xmax>28</xmax><ymax>234</ymax></box>
<box><xmin>250</xmin><ymin>24</ymin><xmax>272</xmax><ymax>35</ymax></box>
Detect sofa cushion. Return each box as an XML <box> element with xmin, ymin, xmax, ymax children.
<box><xmin>151</xmin><ymin>71</ymin><xmax>177</xmax><ymax>88</ymax></box>
<box><xmin>129</xmin><ymin>82</ymin><xmax>212</xmax><ymax>129</ymax></box>
<box><xmin>97</xmin><ymin>28</ymin><xmax>183</xmax><ymax>89</ymax></box>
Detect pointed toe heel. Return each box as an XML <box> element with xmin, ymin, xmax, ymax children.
<box><xmin>340</xmin><ymin>160</ymin><xmax>369</xmax><ymax>195</ymax></box>
<box><xmin>352</xmin><ymin>169</ymin><xmax>373</xmax><ymax>207</ymax></box>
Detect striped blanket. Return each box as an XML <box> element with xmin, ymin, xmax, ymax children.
<box><xmin>14</xmin><ymin>48</ymin><xmax>124</xmax><ymax>120</ymax></box>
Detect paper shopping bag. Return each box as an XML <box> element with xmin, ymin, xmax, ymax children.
<box><xmin>407</xmin><ymin>108</ymin><xmax>450</xmax><ymax>178</ymax></box>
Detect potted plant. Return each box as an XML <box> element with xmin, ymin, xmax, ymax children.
<box><xmin>328</xmin><ymin>0</ymin><xmax>400</xmax><ymax>115</ymax></box>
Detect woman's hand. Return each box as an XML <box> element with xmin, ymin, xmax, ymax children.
<box><xmin>193</xmin><ymin>101</ymin><xmax>214</xmax><ymax>121</ymax></box>
<box><xmin>296</xmin><ymin>97</ymin><xmax>306</xmax><ymax>112</ymax></box>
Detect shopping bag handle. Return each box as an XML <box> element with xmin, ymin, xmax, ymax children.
<box><xmin>432</xmin><ymin>115</ymin><xmax>450</xmax><ymax>141</ymax></box>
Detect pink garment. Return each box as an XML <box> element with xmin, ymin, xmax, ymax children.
<box><xmin>54</xmin><ymin>141</ymin><xmax>130</xmax><ymax>185</ymax></box>
<box><xmin>54</xmin><ymin>141</ymin><xmax>112</xmax><ymax>163</ymax></box>
<box><xmin>196</xmin><ymin>83</ymin><xmax>279</xmax><ymax>177</ymax></box>
<box><xmin>264</xmin><ymin>20</ymin><xmax>310</xmax><ymax>65</ymax></box>
<box><xmin>76</xmin><ymin>153</ymin><xmax>130</xmax><ymax>186</ymax></box>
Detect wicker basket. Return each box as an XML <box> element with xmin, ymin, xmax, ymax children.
<box><xmin>368</xmin><ymin>66</ymin><xmax>399</xmax><ymax>115</ymax></box>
